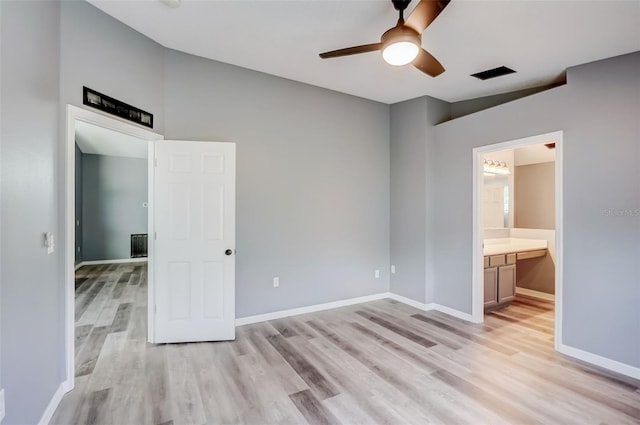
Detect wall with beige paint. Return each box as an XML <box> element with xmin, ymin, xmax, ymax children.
<box><xmin>515</xmin><ymin>162</ymin><xmax>555</xmax><ymax>230</ymax></box>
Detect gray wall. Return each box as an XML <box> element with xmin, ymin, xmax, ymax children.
<box><xmin>431</xmin><ymin>52</ymin><xmax>640</xmax><ymax>367</ymax></box>
<box><xmin>59</xmin><ymin>0</ymin><xmax>390</xmax><ymax>320</ymax></box>
<box><xmin>82</xmin><ymin>154</ymin><xmax>148</xmax><ymax>261</ymax></box>
<box><xmin>0</xmin><ymin>2</ymin><xmax>63</xmax><ymax>424</ymax></box>
<box><xmin>75</xmin><ymin>144</ymin><xmax>83</xmax><ymax>264</ymax></box>
<box><xmin>450</xmin><ymin>83</ymin><xmax>564</xmax><ymax>119</ymax></box>
<box><xmin>515</xmin><ymin>162</ymin><xmax>555</xmax><ymax>229</ymax></box>
<box><xmin>164</xmin><ymin>50</ymin><xmax>390</xmax><ymax>317</ymax></box>
<box><xmin>390</xmin><ymin>96</ymin><xmax>450</xmax><ymax>303</ymax></box>
<box><xmin>1</xmin><ymin>2</ymin><xmax>637</xmax><ymax>423</ymax></box>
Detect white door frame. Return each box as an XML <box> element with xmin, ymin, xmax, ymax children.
<box><xmin>471</xmin><ymin>130</ymin><xmax>563</xmax><ymax>351</ymax></box>
<box><xmin>64</xmin><ymin>105</ymin><xmax>163</xmax><ymax>391</ymax></box>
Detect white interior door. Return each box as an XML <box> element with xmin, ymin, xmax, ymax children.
<box><xmin>153</xmin><ymin>140</ymin><xmax>235</xmax><ymax>343</ymax></box>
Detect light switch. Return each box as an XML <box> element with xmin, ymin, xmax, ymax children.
<box><xmin>44</xmin><ymin>232</ymin><xmax>55</xmax><ymax>254</ymax></box>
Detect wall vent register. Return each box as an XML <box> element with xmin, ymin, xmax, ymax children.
<box><xmin>471</xmin><ymin>66</ymin><xmax>516</xmax><ymax>80</ymax></box>
<box><xmin>131</xmin><ymin>234</ymin><xmax>148</xmax><ymax>258</ymax></box>
<box><xmin>83</xmin><ymin>86</ymin><xmax>154</xmax><ymax>128</ymax></box>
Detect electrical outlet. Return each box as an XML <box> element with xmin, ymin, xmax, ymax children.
<box><xmin>0</xmin><ymin>388</ymin><xmax>5</xmax><ymax>422</ymax></box>
<box><xmin>391</xmin><ymin>265</ymin><xmax>396</xmax><ymax>274</ymax></box>
<box><xmin>374</xmin><ymin>270</ymin><xmax>380</xmax><ymax>279</ymax></box>
<box><xmin>273</xmin><ymin>277</ymin><xmax>280</xmax><ymax>288</ymax></box>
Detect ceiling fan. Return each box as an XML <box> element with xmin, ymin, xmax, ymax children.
<box><xmin>319</xmin><ymin>0</ymin><xmax>450</xmax><ymax>77</ymax></box>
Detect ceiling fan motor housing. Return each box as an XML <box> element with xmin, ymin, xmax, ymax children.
<box><xmin>380</xmin><ymin>25</ymin><xmax>421</xmax><ymax>51</ymax></box>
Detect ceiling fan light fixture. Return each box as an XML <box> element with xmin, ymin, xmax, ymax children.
<box><xmin>318</xmin><ymin>0</ymin><xmax>448</xmax><ymax>77</ymax></box>
<box><xmin>382</xmin><ymin>41</ymin><xmax>419</xmax><ymax>66</ymax></box>
<box><xmin>380</xmin><ymin>26</ymin><xmax>421</xmax><ymax>66</ymax></box>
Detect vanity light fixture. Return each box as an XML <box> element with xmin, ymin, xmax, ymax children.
<box><xmin>483</xmin><ymin>159</ymin><xmax>511</xmax><ymax>175</ymax></box>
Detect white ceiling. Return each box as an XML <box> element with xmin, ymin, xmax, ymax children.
<box><xmin>86</xmin><ymin>0</ymin><xmax>640</xmax><ymax>104</ymax></box>
<box><xmin>514</xmin><ymin>143</ymin><xmax>556</xmax><ymax>166</ymax></box>
<box><xmin>76</xmin><ymin>121</ymin><xmax>148</xmax><ymax>159</ymax></box>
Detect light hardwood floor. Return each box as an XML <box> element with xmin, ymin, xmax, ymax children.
<box><xmin>52</xmin><ymin>263</ymin><xmax>640</xmax><ymax>425</ymax></box>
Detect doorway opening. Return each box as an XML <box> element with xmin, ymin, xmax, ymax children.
<box><xmin>472</xmin><ymin>131</ymin><xmax>563</xmax><ymax>350</ymax></box>
<box><xmin>64</xmin><ymin>105</ymin><xmax>163</xmax><ymax>390</ymax></box>
<box><xmin>73</xmin><ymin>121</ymin><xmax>149</xmax><ymax>377</ymax></box>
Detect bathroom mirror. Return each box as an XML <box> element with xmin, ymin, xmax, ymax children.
<box><xmin>483</xmin><ymin>173</ymin><xmax>512</xmax><ymax>228</ymax></box>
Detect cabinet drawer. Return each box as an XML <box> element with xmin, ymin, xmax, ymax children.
<box><xmin>517</xmin><ymin>249</ymin><xmax>547</xmax><ymax>260</ymax></box>
<box><xmin>489</xmin><ymin>254</ymin><xmax>506</xmax><ymax>267</ymax></box>
<box><xmin>484</xmin><ymin>256</ymin><xmax>489</xmax><ymax>268</ymax></box>
<box><xmin>506</xmin><ymin>253</ymin><xmax>516</xmax><ymax>265</ymax></box>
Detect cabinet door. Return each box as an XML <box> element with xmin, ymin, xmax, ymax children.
<box><xmin>484</xmin><ymin>267</ymin><xmax>498</xmax><ymax>309</ymax></box>
<box><xmin>498</xmin><ymin>264</ymin><xmax>516</xmax><ymax>304</ymax></box>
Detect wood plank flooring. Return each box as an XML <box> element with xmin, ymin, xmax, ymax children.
<box><xmin>52</xmin><ymin>263</ymin><xmax>640</xmax><ymax>425</ymax></box>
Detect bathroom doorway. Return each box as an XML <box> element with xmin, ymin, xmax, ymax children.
<box><xmin>472</xmin><ymin>131</ymin><xmax>563</xmax><ymax>350</ymax></box>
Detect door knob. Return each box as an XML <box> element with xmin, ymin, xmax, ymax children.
<box><xmin>225</xmin><ymin>249</ymin><xmax>233</xmax><ymax>256</ymax></box>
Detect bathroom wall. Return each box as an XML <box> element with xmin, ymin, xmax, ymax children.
<box><xmin>515</xmin><ymin>162</ymin><xmax>555</xmax><ymax>229</ymax></box>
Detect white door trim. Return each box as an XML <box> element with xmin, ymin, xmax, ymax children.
<box><xmin>471</xmin><ymin>130</ymin><xmax>563</xmax><ymax>351</ymax></box>
<box><xmin>64</xmin><ymin>105</ymin><xmax>163</xmax><ymax>391</ymax></box>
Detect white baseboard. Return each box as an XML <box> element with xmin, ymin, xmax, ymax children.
<box><xmin>516</xmin><ymin>287</ymin><xmax>555</xmax><ymax>302</ymax></box>
<box><xmin>235</xmin><ymin>292</ymin><xmax>390</xmax><ymax>326</ymax></box>
<box><xmin>365</xmin><ymin>292</ymin><xmax>474</xmax><ymax>322</ymax></box>
<box><xmin>557</xmin><ymin>343</ymin><xmax>640</xmax><ymax>380</ymax></box>
<box><xmin>387</xmin><ymin>293</ymin><xmax>474</xmax><ymax>322</ymax></box>
<box><xmin>235</xmin><ymin>292</ymin><xmax>469</xmax><ymax>328</ymax></box>
<box><xmin>75</xmin><ymin>258</ymin><xmax>148</xmax><ymax>270</ymax></box>
<box><xmin>387</xmin><ymin>293</ymin><xmax>430</xmax><ymax>310</ymax></box>
<box><xmin>432</xmin><ymin>304</ymin><xmax>474</xmax><ymax>322</ymax></box>
<box><xmin>38</xmin><ymin>382</ymin><xmax>67</xmax><ymax>425</ymax></box>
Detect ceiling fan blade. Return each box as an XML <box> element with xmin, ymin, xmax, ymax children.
<box><xmin>412</xmin><ymin>48</ymin><xmax>445</xmax><ymax>77</ymax></box>
<box><xmin>405</xmin><ymin>0</ymin><xmax>450</xmax><ymax>34</ymax></box>
<box><xmin>319</xmin><ymin>43</ymin><xmax>382</xmax><ymax>59</ymax></box>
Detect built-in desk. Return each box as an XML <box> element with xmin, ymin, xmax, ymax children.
<box><xmin>483</xmin><ymin>238</ymin><xmax>548</xmax><ymax>256</ymax></box>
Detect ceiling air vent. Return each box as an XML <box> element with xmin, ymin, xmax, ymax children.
<box><xmin>471</xmin><ymin>66</ymin><xmax>516</xmax><ymax>80</ymax></box>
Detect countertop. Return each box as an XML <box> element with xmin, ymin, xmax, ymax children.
<box><xmin>483</xmin><ymin>238</ymin><xmax>548</xmax><ymax>256</ymax></box>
